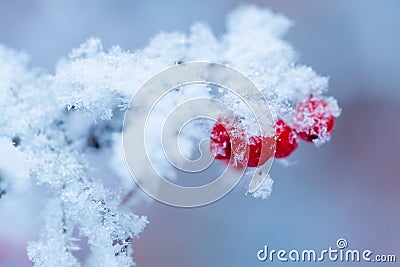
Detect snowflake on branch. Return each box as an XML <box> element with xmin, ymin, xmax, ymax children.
<box><xmin>0</xmin><ymin>5</ymin><xmax>340</xmax><ymax>266</ymax></box>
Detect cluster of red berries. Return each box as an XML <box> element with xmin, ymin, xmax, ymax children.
<box><xmin>210</xmin><ymin>96</ymin><xmax>336</xmax><ymax>168</ymax></box>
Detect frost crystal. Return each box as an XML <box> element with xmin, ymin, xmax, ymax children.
<box><xmin>250</xmin><ymin>175</ymin><xmax>274</xmax><ymax>200</ymax></box>
<box><xmin>0</xmin><ymin>5</ymin><xmax>339</xmax><ymax>266</ymax></box>
<box><xmin>0</xmin><ymin>43</ymin><xmax>147</xmax><ymax>266</ymax></box>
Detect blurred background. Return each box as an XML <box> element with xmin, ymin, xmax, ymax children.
<box><xmin>0</xmin><ymin>0</ymin><xmax>399</xmax><ymax>266</ymax></box>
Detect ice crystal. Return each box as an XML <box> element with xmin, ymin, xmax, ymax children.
<box><xmin>250</xmin><ymin>175</ymin><xmax>274</xmax><ymax>200</ymax></box>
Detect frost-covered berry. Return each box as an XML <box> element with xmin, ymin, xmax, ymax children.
<box><xmin>210</xmin><ymin>121</ymin><xmax>231</xmax><ymax>159</ymax></box>
<box><xmin>292</xmin><ymin>96</ymin><xmax>335</xmax><ymax>142</ymax></box>
<box><xmin>210</xmin><ymin>118</ymin><xmax>248</xmax><ymax>167</ymax></box>
<box><xmin>210</xmin><ymin>119</ymin><xmax>274</xmax><ymax>167</ymax></box>
<box><xmin>246</xmin><ymin>135</ymin><xmax>275</xmax><ymax>167</ymax></box>
<box><xmin>275</xmin><ymin>119</ymin><xmax>298</xmax><ymax>158</ymax></box>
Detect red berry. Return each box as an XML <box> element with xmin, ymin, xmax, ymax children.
<box><xmin>292</xmin><ymin>96</ymin><xmax>336</xmax><ymax>142</ymax></box>
<box><xmin>275</xmin><ymin>119</ymin><xmax>298</xmax><ymax>158</ymax></box>
<box><xmin>210</xmin><ymin>118</ymin><xmax>275</xmax><ymax>168</ymax></box>
<box><xmin>210</xmin><ymin>121</ymin><xmax>231</xmax><ymax>159</ymax></box>
<box><xmin>210</xmin><ymin>118</ymin><xmax>248</xmax><ymax>168</ymax></box>
<box><xmin>246</xmin><ymin>135</ymin><xmax>275</xmax><ymax>167</ymax></box>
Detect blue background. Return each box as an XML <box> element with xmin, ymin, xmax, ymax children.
<box><xmin>0</xmin><ymin>0</ymin><xmax>399</xmax><ymax>266</ymax></box>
